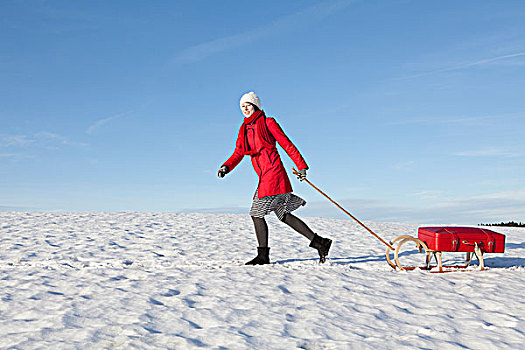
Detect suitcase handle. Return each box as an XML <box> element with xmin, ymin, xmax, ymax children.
<box><xmin>462</xmin><ymin>240</ymin><xmax>483</xmax><ymax>247</ymax></box>
<box><xmin>462</xmin><ymin>240</ymin><xmax>492</xmax><ymax>253</ymax></box>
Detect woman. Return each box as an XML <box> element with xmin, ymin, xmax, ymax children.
<box><xmin>218</xmin><ymin>91</ymin><xmax>332</xmax><ymax>265</ymax></box>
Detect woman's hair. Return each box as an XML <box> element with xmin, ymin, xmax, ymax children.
<box><xmin>249</xmin><ymin>103</ymin><xmax>260</xmax><ymax>112</ymax></box>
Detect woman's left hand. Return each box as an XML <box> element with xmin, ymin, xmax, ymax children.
<box><xmin>217</xmin><ymin>165</ymin><xmax>229</xmax><ymax>178</ymax></box>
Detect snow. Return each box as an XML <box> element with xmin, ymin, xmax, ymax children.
<box><xmin>1</xmin><ymin>212</ymin><xmax>524</xmax><ymax>349</ymax></box>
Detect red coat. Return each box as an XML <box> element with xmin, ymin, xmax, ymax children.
<box><xmin>223</xmin><ymin>117</ymin><xmax>308</xmax><ymax>198</ymax></box>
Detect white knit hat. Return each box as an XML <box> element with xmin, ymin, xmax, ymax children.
<box><xmin>239</xmin><ymin>91</ymin><xmax>261</xmax><ymax>110</ymax></box>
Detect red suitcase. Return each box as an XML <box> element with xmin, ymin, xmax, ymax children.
<box><xmin>414</xmin><ymin>226</ymin><xmax>505</xmax><ymax>271</ymax></box>
<box><xmin>418</xmin><ymin>226</ymin><xmax>505</xmax><ymax>254</ymax></box>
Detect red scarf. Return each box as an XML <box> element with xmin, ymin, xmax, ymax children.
<box><xmin>237</xmin><ymin>110</ymin><xmax>274</xmax><ymax>155</ymax></box>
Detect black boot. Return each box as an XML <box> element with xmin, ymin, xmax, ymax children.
<box><xmin>309</xmin><ymin>234</ymin><xmax>332</xmax><ymax>263</ymax></box>
<box><xmin>245</xmin><ymin>247</ymin><xmax>270</xmax><ymax>265</ymax></box>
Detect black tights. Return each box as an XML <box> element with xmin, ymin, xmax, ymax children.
<box><xmin>251</xmin><ymin>213</ymin><xmax>315</xmax><ymax>247</ymax></box>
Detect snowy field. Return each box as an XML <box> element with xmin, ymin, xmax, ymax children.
<box><xmin>1</xmin><ymin>212</ymin><xmax>524</xmax><ymax>349</ymax></box>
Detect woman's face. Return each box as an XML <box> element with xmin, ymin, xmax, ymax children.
<box><xmin>241</xmin><ymin>102</ymin><xmax>255</xmax><ymax>117</ymax></box>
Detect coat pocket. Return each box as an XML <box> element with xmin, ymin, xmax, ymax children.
<box><xmin>264</xmin><ymin>149</ymin><xmax>280</xmax><ymax>168</ymax></box>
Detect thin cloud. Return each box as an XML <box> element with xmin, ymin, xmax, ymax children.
<box><xmin>172</xmin><ymin>0</ymin><xmax>357</xmax><ymax>65</ymax></box>
<box><xmin>0</xmin><ymin>205</ymin><xmax>37</xmax><ymax>211</ymax></box>
<box><xmin>36</xmin><ymin>132</ymin><xmax>86</xmax><ymax>147</ymax></box>
<box><xmin>392</xmin><ymin>160</ymin><xmax>415</xmax><ymax>170</ymax></box>
<box><xmin>390</xmin><ymin>115</ymin><xmax>499</xmax><ymax>126</ymax></box>
<box><xmin>181</xmin><ymin>206</ymin><xmax>247</xmax><ymax>215</ymax></box>
<box><xmin>454</xmin><ymin>148</ymin><xmax>521</xmax><ymax>158</ymax></box>
<box><xmin>410</xmin><ymin>190</ymin><xmax>443</xmax><ymax>199</ymax></box>
<box><xmin>86</xmin><ymin>99</ymin><xmax>156</xmax><ymax>135</ymax></box>
<box><xmin>0</xmin><ymin>132</ymin><xmax>86</xmax><ymax>151</ymax></box>
<box><xmin>0</xmin><ymin>135</ymin><xmax>35</xmax><ymax>147</ymax></box>
<box><xmin>0</xmin><ymin>153</ymin><xmax>19</xmax><ymax>159</ymax></box>
<box><xmin>87</xmin><ymin>111</ymin><xmax>132</xmax><ymax>135</ymax></box>
<box><xmin>387</xmin><ymin>112</ymin><xmax>520</xmax><ymax>127</ymax></box>
<box><xmin>399</xmin><ymin>51</ymin><xmax>525</xmax><ymax>79</ymax></box>
<box><xmin>444</xmin><ymin>51</ymin><xmax>525</xmax><ymax>70</ymax></box>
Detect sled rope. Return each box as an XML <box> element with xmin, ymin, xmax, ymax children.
<box><xmin>293</xmin><ymin>168</ymin><xmax>394</xmax><ymax>250</ymax></box>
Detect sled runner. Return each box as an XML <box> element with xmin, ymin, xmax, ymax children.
<box><xmin>385</xmin><ymin>227</ymin><xmax>505</xmax><ymax>272</ymax></box>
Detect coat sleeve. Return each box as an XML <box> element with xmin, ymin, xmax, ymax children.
<box><xmin>267</xmin><ymin>117</ymin><xmax>308</xmax><ymax>170</ymax></box>
<box><xmin>222</xmin><ymin>128</ymin><xmax>245</xmax><ymax>171</ymax></box>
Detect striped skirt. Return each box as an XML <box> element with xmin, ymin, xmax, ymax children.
<box><xmin>249</xmin><ymin>192</ymin><xmax>306</xmax><ymax>221</ymax></box>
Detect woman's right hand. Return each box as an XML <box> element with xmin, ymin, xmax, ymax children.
<box><xmin>296</xmin><ymin>168</ymin><xmax>307</xmax><ymax>181</ymax></box>
<box><xmin>217</xmin><ymin>165</ymin><xmax>229</xmax><ymax>178</ymax></box>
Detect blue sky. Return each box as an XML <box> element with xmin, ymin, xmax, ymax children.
<box><xmin>1</xmin><ymin>0</ymin><xmax>524</xmax><ymax>224</ymax></box>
